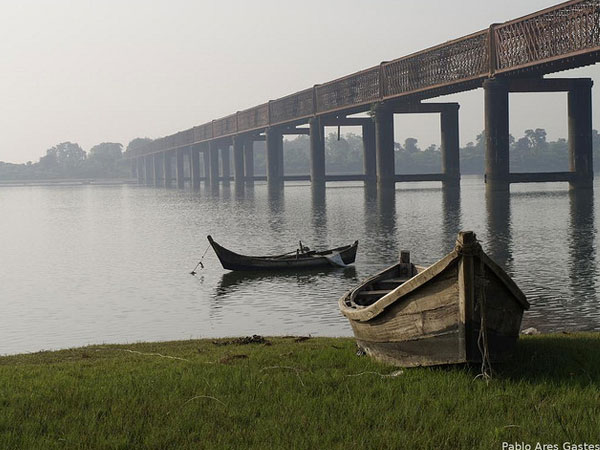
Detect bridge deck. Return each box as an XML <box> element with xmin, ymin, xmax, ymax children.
<box><xmin>129</xmin><ymin>0</ymin><xmax>600</xmax><ymax>158</ymax></box>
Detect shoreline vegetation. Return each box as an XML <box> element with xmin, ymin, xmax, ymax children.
<box><xmin>2</xmin><ymin>128</ymin><xmax>600</xmax><ymax>183</ymax></box>
<box><xmin>1</xmin><ymin>333</ymin><xmax>598</xmax><ymax>449</ymax></box>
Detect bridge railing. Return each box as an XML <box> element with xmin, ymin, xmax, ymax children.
<box><xmin>494</xmin><ymin>0</ymin><xmax>600</xmax><ymax>74</ymax></box>
<box><xmin>128</xmin><ymin>0</ymin><xmax>600</xmax><ymax>158</ymax></box>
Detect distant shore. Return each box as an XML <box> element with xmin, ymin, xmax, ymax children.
<box><xmin>0</xmin><ymin>177</ymin><xmax>137</xmax><ymax>187</ymax></box>
<box><xmin>1</xmin><ymin>333</ymin><xmax>598</xmax><ymax>448</ymax></box>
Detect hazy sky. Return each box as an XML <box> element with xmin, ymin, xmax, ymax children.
<box><xmin>1</xmin><ymin>0</ymin><xmax>599</xmax><ymax>164</ymax></box>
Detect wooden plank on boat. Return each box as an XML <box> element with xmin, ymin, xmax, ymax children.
<box><xmin>349</xmin><ymin>269</ymin><xmax>459</xmax><ymax>343</ymax></box>
<box><xmin>344</xmin><ymin>251</ymin><xmax>460</xmax><ymax>322</ymax></box>
<box><xmin>357</xmin><ymin>331</ymin><xmax>462</xmax><ymax>367</ymax></box>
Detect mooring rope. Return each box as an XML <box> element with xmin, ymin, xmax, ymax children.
<box><xmin>475</xmin><ymin>254</ymin><xmax>493</xmax><ymax>381</ymax></box>
<box><xmin>455</xmin><ymin>235</ymin><xmax>493</xmax><ymax>381</ymax></box>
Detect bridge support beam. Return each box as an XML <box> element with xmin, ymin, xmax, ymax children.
<box><xmin>374</xmin><ymin>104</ymin><xmax>396</xmax><ymax>191</ymax></box>
<box><xmin>176</xmin><ymin>148</ymin><xmax>185</xmax><ymax>189</ymax></box>
<box><xmin>203</xmin><ymin>147</ymin><xmax>210</xmax><ymax>185</ymax></box>
<box><xmin>440</xmin><ymin>105</ymin><xmax>460</xmax><ymax>189</ymax></box>
<box><xmin>209</xmin><ymin>142</ymin><xmax>220</xmax><ymax>188</ymax></box>
<box><xmin>136</xmin><ymin>157</ymin><xmax>144</xmax><ymax>184</ymax></box>
<box><xmin>191</xmin><ymin>145</ymin><xmax>201</xmax><ymax>191</ymax></box>
<box><xmin>153</xmin><ymin>153</ymin><xmax>162</xmax><ymax>187</ymax></box>
<box><xmin>484</xmin><ymin>77</ymin><xmax>594</xmax><ymax>191</ymax></box>
<box><xmin>163</xmin><ymin>151</ymin><xmax>172</xmax><ymax>188</ymax></box>
<box><xmin>266</xmin><ymin>128</ymin><xmax>284</xmax><ymax>188</ymax></box>
<box><xmin>221</xmin><ymin>144</ymin><xmax>231</xmax><ymax>185</ymax></box>
<box><xmin>568</xmin><ymin>80</ymin><xmax>594</xmax><ymax>189</ymax></box>
<box><xmin>244</xmin><ymin>139</ymin><xmax>254</xmax><ymax>185</ymax></box>
<box><xmin>233</xmin><ymin>136</ymin><xmax>245</xmax><ymax>189</ymax></box>
<box><xmin>484</xmin><ymin>78</ymin><xmax>510</xmax><ymax>192</ymax></box>
<box><xmin>309</xmin><ymin>118</ymin><xmax>325</xmax><ymax>187</ymax></box>
<box><xmin>144</xmin><ymin>155</ymin><xmax>153</xmax><ymax>186</ymax></box>
<box><xmin>362</xmin><ymin>121</ymin><xmax>376</xmax><ymax>186</ymax></box>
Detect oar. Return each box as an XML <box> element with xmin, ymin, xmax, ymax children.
<box><xmin>190</xmin><ymin>243</ymin><xmax>211</xmax><ymax>275</ymax></box>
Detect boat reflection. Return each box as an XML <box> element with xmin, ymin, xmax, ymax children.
<box><xmin>214</xmin><ymin>265</ymin><xmax>358</xmax><ymax>298</ymax></box>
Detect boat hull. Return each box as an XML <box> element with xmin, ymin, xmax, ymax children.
<box><xmin>339</xmin><ymin>232</ymin><xmax>528</xmax><ymax>367</ymax></box>
<box><xmin>208</xmin><ymin>236</ymin><xmax>358</xmax><ymax>271</ymax></box>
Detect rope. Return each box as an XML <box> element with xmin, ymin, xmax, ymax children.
<box><xmin>190</xmin><ymin>243</ymin><xmax>212</xmax><ymax>274</ymax></box>
<box><xmin>455</xmin><ymin>235</ymin><xmax>493</xmax><ymax>381</ymax></box>
<box><xmin>475</xmin><ymin>253</ymin><xmax>493</xmax><ymax>381</ymax></box>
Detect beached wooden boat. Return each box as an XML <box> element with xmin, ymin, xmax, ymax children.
<box><xmin>339</xmin><ymin>231</ymin><xmax>529</xmax><ymax>367</ymax></box>
<box><xmin>208</xmin><ymin>235</ymin><xmax>358</xmax><ymax>271</ymax></box>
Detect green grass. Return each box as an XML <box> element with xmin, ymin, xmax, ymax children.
<box><xmin>1</xmin><ymin>334</ymin><xmax>599</xmax><ymax>449</ymax></box>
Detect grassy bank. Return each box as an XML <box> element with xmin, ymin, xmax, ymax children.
<box><xmin>1</xmin><ymin>334</ymin><xmax>599</xmax><ymax>449</ymax></box>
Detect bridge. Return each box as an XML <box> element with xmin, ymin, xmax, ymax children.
<box><xmin>127</xmin><ymin>0</ymin><xmax>600</xmax><ymax>193</ymax></box>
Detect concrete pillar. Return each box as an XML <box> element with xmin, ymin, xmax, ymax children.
<box><xmin>441</xmin><ymin>105</ymin><xmax>461</xmax><ymax>189</ymax></box>
<box><xmin>176</xmin><ymin>148</ymin><xmax>185</xmax><ymax>189</ymax></box>
<box><xmin>374</xmin><ymin>104</ymin><xmax>395</xmax><ymax>191</ymax></box>
<box><xmin>362</xmin><ymin>121</ymin><xmax>376</xmax><ymax>185</ymax></box>
<box><xmin>221</xmin><ymin>144</ymin><xmax>231</xmax><ymax>185</ymax></box>
<box><xmin>163</xmin><ymin>151</ymin><xmax>172</xmax><ymax>188</ymax></box>
<box><xmin>131</xmin><ymin>159</ymin><xmax>137</xmax><ymax>179</ymax></box>
<box><xmin>144</xmin><ymin>155</ymin><xmax>153</xmax><ymax>186</ymax></box>
<box><xmin>309</xmin><ymin>117</ymin><xmax>326</xmax><ymax>187</ymax></box>
<box><xmin>233</xmin><ymin>136</ymin><xmax>245</xmax><ymax>189</ymax></box>
<box><xmin>136</xmin><ymin>157</ymin><xmax>144</xmax><ymax>184</ymax></box>
<box><xmin>484</xmin><ymin>78</ymin><xmax>510</xmax><ymax>192</ymax></box>
<box><xmin>266</xmin><ymin>128</ymin><xmax>283</xmax><ymax>187</ymax></box>
<box><xmin>153</xmin><ymin>153</ymin><xmax>162</xmax><ymax>187</ymax></box>
<box><xmin>209</xmin><ymin>141</ymin><xmax>219</xmax><ymax>187</ymax></box>
<box><xmin>568</xmin><ymin>80</ymin><xmax>594</xmax><ymax>189</ymax></box>
<box><xmin>244</xmin><ymin>140</ymin><xmax>254</xmax><ymax>185</ymax></box>
<box><xmin>203</xmin><ymin>147</ymin><xmax>210</xmax><ymax>184</ymax></box>
<box><xmin>191</xmin><ymin>145</ymin><xmax>201</xmax><ymax>191</ymax></box>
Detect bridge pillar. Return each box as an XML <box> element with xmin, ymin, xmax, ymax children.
<box><xmin>176</xmin><ymin>148</ymin><xmax>185</xmax><ymax>189</ymax></box>
<box><xmin>153</xmin><ymin>153</ymin><xmax>162</xmax><ymax>187</ymax></box>
<box><xmin>130</xmin><ymin>159</ymin><xmax>137</xmax><ymax>179</ymax></box>
<box><xmin>441</xmin><ymin>105</ymin><xmax>460</xmax><ymax>189</ymax></box>
<box><xmin>362</xmin><ymin>121</ymin><xmax>376</xmax><ymax>186</ymax></box>
<box><xmin>203</xmin><ymin>146</ymin><xmax>210</xmax><ymax>185</ymax></box>
<box><xmin>244</xmin><ymin>139</ymin><xmax>254</xmax><ymax>185</ymax></box>
<box><xmin>221</xmin><ymin>144</ymin><xmax>231</xmax><ymax>185</ymax></box>
<box><xmin>309</xmin><ymin>118</ymin><xmax>325</xmax><ymax>187</ymax></box>
<box><xmin>266</xmin><ymin>128</ymin><xmax>284</xmax><ymax>188</ymax></box>
<box><xmin>484</xmin><ymin>78</ymin><xmax>510</xmax><ymax>193</ymax></box>
<box><xmin>163</xmin><ymin>151</ymin><xmax>173</xmax><ymax>188</ymax></box>
<box><xmin>144</xmin><ymin>155</ymin><xmax>153</xmax><ymax>186</ymax></box>
<box><xmin>209</xmin><ymin>142</ymin><xmax>220</xmax><ymax>187</ymax></box>
<box><xmin>374</xmin><ymin>104</ymin><xmax>395</xmax><ymax>191</ymax></box>
<box><xmin>136</xmin><ymin>157</ymin><xmax>144</xmax><ymax>184</ymax></box>
<box><xmin>191</xmin><ymin>145</ymin><xmax>201</xmax><ymax>191</ymax></box>
<box><xmin>568</xmin><ymin>80</ymin><xmax>594</xmax><ymax>190</ymax></box>
<box><xmin>233</xmin><ymin>136</ymin><xmax>245</xmax><ymax>189</ymax></box>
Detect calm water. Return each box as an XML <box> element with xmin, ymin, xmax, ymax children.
<box><xmin>1</xmin><ymin>177</ymin><xmax>599</xmax><ymax>355</ymax></box>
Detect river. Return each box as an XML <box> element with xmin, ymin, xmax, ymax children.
<box><xmin>1</xmin><ymin>176</ymin><xmax>598</xmax><ymax>355</ymax></box>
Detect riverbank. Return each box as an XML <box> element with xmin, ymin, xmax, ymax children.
<box><xmin>0</xmin><ymin>178</ymin><xmax>136</xmax><ymax>187</ymax></box>
<box><xmin>1</xmin><ymin>333</ymin><xmax>598</xmax><ymax>449</ymax></box>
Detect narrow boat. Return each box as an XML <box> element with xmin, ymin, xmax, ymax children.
<box><xmin>339</xmin><ymin>231</ymin><xmax>529</xmax><ymax>367</ymax></box>
<box><xmin>207</xmin><ymin>235</ymin><xmax>358</xmax><ymax>271</ymax></box>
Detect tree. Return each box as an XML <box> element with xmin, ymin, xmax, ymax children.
<box><xmin>126</xmin><ymin>138</ymin><xmax>153</xmax><ymax>156</ymax></box>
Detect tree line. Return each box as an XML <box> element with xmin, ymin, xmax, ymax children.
<box><xmin>1</xmin><ymin>129</ymin><xmax>599</xmax><ymax>180</ymax></box>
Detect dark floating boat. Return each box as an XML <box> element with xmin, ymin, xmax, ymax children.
<box><xmin>339</xmin><ymin>231</ymin><xmax>529</xmax><ymax>368</ymax></box>
<box><xmin>208</xmin><ymin>235</ymin><xmax>358</xmax><ymax>271</ymax></box>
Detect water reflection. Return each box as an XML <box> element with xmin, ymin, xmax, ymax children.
<box><xmin>311</xmin><ymin>185</ymin><xmax>328</xmax><ymax>247</ymax></box>
<box><xmin>485</xmin><ymin>189</ymin><xmax>513</xmax><ymax>272</ymax></box>
<box><xmin>441</xmin><ymin>187</ymin><xmax>462</xmax><ymax>251</ymax></box>
<box><xmin>568</xmin><ymin>189</ymin><xmax>598</xmax><ymax>328</ymax></box>
<box><xmin>377</xmin><ymin>187</ymin><xmax>398</xmax><ymax>259</ymax></box>
<box><xmin>215</xmin><ymin>266</ymin><xmax>357</xmax><ymax>297</ymax></box>
<box><xmin>267</xmin><ymin>185</ymin><xmax>285</xmax><ymax>235</ymax></box>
